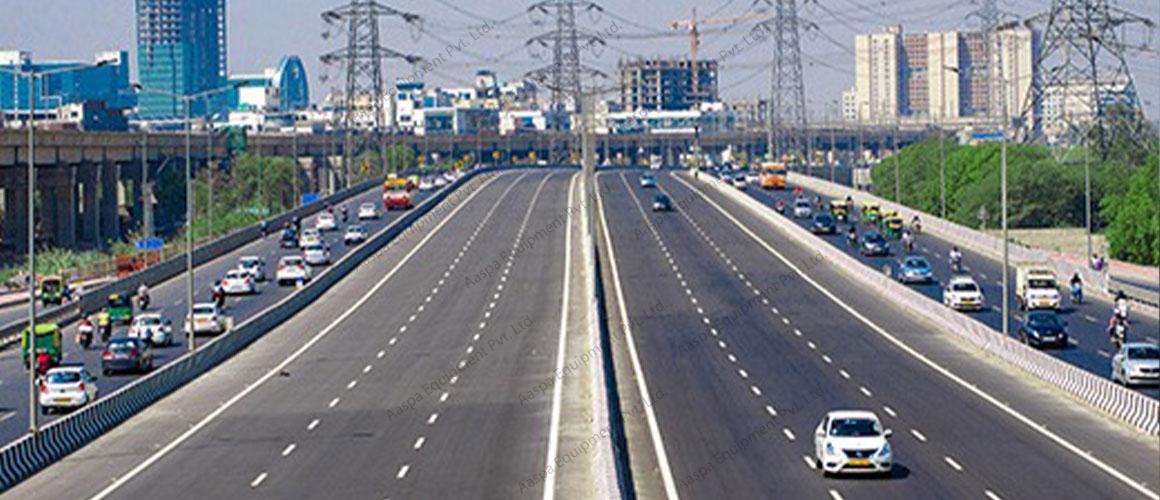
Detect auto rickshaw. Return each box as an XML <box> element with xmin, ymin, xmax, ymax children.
<box><xmin>830</xmin><ymin>200</ymin><xmax>849</xmax><ymax>223</ymax></box>
<box><xmin>21</xmin><ymin>323</ymin><xmax>61</xmax><ymax>369</ymax></box>
<box><xmin>106</xmin><ymin>293</ymin><xmax>134</xmax><ymax>324</ymax></box>
<box><xmin>39</xmin><ymin>275</ymin><xmax>68</xmax><ymax>306</ymax></box>
<box><xmin>861</xmin><ymin>202</ymin><xmax>881</xmax><ymax>224</ymax></box>
<box><xmin>882</xmin><ymin>211</ymin><xmax>905</xmax><ymax>238</ymax></box>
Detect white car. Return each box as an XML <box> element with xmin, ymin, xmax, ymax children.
<box><xmin>316</xmin><ymin>212</ymin><xmax>338</xmax><ymax>232</ymax></box>
<box><xmin>128</xmin><ymin>313</ymin><xmax>174</xmax><ymax>346</ymax></box>
<box><xmin>419</xmin><ymin>178</ymin><xmax>435</xmax><ymax>191</ymax></box>
<box><xmin>298</xmin><ymin>228</ymin><xmax>322</xmax><ymax>248</ymax></box>
<box><xmin>357</xmin><ymin>202</ymin><xmax>379</xmax><ymax>220</ymax></box>
<box><xmin>344</xmin><ymin>224</ymin><xmax>369</xmax><ymax>245</ymax></box>
<box><xmin>276</xmin><ymin>256</ymin><xmax>312</xmax><ymax>286</ymax></box>
<box><xmin>732</xmin><ymin>175</ymin><xmax>748</xmax><ymax>190</ymax></box>
<box><xmin>303</xmin><ymin>243</ymin><xmax>331</xmax><ymax>266</ymax></box>
<box><xmin>221</xmin><ymin>269</ymin><xmax>257</xmax><ymax>295</ymax></box>
<box><xmin>745</xmin><ymin>172</ymin><xmax>761</xmax><ymax>185</ymax></box>
<box><xmin>943</xmin><ymin>275</ymin><xmax>984</xmax><ymax>311</ymax></box>
<box><xmin>238</xmin><ymin>255</ymin><xmax>267</xmax><ymax>282</ymax></box>
<box><xmin>814</xmin><ymin>410</ymin><xmax>893</xmax><ymax>477</ymax></box>
<box><xmin>185</xmin><ymin>303</ymin><xmax>226</xmax><ymax>336</ymax></box>
<box><xmin>793</xmin><ymin>199</ymin><xmax>813</xmax><ymax>218</ymax></box>
<box><xmin>38</xmin><ymin>365</ymin><xmax>99</xmax><ymax>414</ymax></box>
<box><xmin>1112</xmin><ymin>343</ymin><xmax>1160</xmax><ymax>386</ymax></box>
<box><xmin>433</xmin><ymin>176</ymin><xmax>448</xmax><ymax>188</ymax></box>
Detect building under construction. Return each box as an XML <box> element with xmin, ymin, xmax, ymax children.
<box><xmin>619</xmin><ymin>58</ymin><xmax>719</xmax><ymax>112</ymax></box>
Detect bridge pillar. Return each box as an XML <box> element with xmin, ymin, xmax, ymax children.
<box><xmin>45</xmin><ymin>166</ymin><xmax>78</xmax><ymax>248</ymax></box>
<box><xmin>1</xmin><ymin>173</ymin><xmax>29</xmax><ymax>254</ymax></box>
<box><xmin>77</xmin><ymin>162</ymin><xmax>101</xmax><ymax>248</ymax></box>
<box><xmin>99</xmin><ymin>162</ymin><xmax>121</xmax><ymax>248</ymax></box>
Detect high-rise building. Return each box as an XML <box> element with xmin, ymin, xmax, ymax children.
<box><xmin>619</xmin><ymin>58</ymin><xmax>719</xmax><ymax>112</ymax></box>
<box><xmin>0</xmin><ymin>50</ymin><xmax>136</xmax><ymax>118</ymax></box>
<box><xmin>136</xmin><ymin>0</ymin><xmax>227</xmax><ymax>119</ymax></box>
<box><xmin>854</xmin><ymin>25</ymin><xmax>1035</xmax><ymax>126</ymax></box>
<box><xmin>227</xmin><ymin>55</ymin><xmax>310</xmax><ymax>113</ymax></box>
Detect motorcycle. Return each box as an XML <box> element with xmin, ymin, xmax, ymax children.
<box><xmin>1070</xmin><ymin>283</ymin><xmax>1083</xmax><ymax>305</ymax></box>
<box><xmin>213</xmin><ymin>289</ymin><xmax>225</xmax><ymax>310</ymax></box>
<box><xmin>776</xmin><ymin>200</ymin><xmax>786</xmax><ymax>214</ymax></box>
<box><xmin>99</xmin><ymin>322</ymin><xmax>112</xmax><ymax>343</ymax></box>
<box><xmin>1109</xmin><ymin>319</ymin><xmax>1127</xmax><ymax>351</ymax></box>
<box><xmin>137</xmin><ymin>293</ymin><xmax>150</xmax><ymax>311</ymax></box>
<box><xmin>846</xmin><ymin>232</ymin><xmax>857</xmax><ymax>248</ymax></box>
<box><xmin>77</xmin><ymin>319</ymin><xmax>94</xmax><ymax>349</ymax></box>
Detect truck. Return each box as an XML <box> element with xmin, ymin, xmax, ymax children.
<box><xmin>1015</xmin><ymin>262</ymin><xmax>1061</xmax><ymax>310</ymax></box>
<box><xmin>382</xmin><ymin>177</ymin><xmax>414</xmax><ymax>210</ymax></box>
<box><xmin>760</xmin><ymin>162</ymin><xmax>787</xmax><ymax>189</ymax></box>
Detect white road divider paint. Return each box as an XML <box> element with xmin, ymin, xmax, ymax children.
<box><xmin>543</xmin><ymin>173</ymin><xmax>576</xmax><ymax>500</ymax></box>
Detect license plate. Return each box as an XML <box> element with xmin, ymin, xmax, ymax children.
<box><xmin>54</xmin><ymin>398</ymin><xmax>70</xmax><ymax>403</ymax></box>
<box><xmin>848</xmin><ymin>459</ymin><xmax>871</xmax><ymax>466</ymax></box>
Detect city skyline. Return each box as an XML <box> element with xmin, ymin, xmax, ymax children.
<box><xmin>0</xmin><ymin>0</ymin><xmax>1156</xmax><ymax>118</ymax></box>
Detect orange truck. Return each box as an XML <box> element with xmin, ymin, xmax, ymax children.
<box><xmin>759</xmin><ymin>162</ymin><xmax>788</xmax><ymax>189</ymax></box>
<box><xmin>382</xmin><ymin>178</ymin><xmax>414</xmax><ymax>210</ymax></box>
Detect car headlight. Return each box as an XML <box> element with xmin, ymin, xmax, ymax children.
<box><xmin>878</xmin><ymin>442</ymin><xmax>891</xmax><ymax>457</ymax></box>
<box><xmin>825</xmin><ymin>443</ymin><xmax>836</xmax><ymax>456</ymax></box>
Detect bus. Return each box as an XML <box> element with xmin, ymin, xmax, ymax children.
<box><xmin>759</xmin><ymin>162</ymin><xmax>788</xmax><ymax>189</ymax></box>
<box><xmin>382</xmin><ymin>178</ymin><xmax>414</xmax><ymax>210</ymax></box>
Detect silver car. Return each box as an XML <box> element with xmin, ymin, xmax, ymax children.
<box><xmin>303</xmin><ymin>243</ymin><xmax>331</xmax><ymax>266</ymax></box>
<box><xmin>1112</xmin><ymin>343</ymin><xmax>1160</xmax><ymax>386</ymax></box>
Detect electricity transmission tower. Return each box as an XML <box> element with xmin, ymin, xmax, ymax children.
<box><xmin>756</xmin><ymin>0</ymin><xmax>807</xmax><ymax>161</ymax></box>
<box><xmin>321</xmin><ymin>0</ymin><xmax>420</xmax><ymax>183</ymax></box>
<box><xmin>1019</xmin><ymin>0</ymin><xmax>1154</xmax><ymax>152</ymax></box>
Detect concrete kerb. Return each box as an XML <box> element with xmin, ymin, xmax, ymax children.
<box><xmin>699</xmin><ymin>172</ymin><xmax>1159</xmax><ymax>436</ymax></box>
<box><xmin>787</xmin><ymin>172</ymin><xmax>1160</xmax><ymax>313</ymax></box>
<box><xmin>0</xmin><ymin>168</ymin><xmax>501</xmax><ymax>493</ymax></box>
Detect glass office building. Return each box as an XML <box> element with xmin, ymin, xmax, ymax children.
<box><xmin>0</xmin><ymin>50</ymin><xmax>136</xmax><ymax>114</ymax></box>
<box><xmin>136</xmin><ymin>0</ymin><xmax>227</xmax><ymax>119</ymax></box>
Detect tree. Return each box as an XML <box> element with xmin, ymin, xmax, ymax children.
<box><xmin>1101</xmin><ymin>154</ymin><xmax>1160</xmax><ymax>265</ymax></box>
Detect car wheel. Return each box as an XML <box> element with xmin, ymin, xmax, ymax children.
<box><xmin>41</xmin><ymin>406</ymin><xmax>49</xmax><ymax>415</ymax></box>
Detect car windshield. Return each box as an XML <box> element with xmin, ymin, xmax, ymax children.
<box><xmin>1028</xmin><ymin>313</ymin><xmax>1061</xmax><ymax>328</ymax></box>
<box><xmin>952</xmin><ymin>282</ymin><xmax>978</xmax><ymax>292</ymax></box>
<box><xmin>830</xmin><ymin>418</ymin><xmax>881</xmax><ymax>437</ymax></box>
<box><xmin>654</xmin><ymin>195</ymin><xmax>668</xmax><ymax>203</ymax></box>
<box><xmin>226</xmin><ymin>271</ymin><xmax>246</xmax><ymax>279</ymax></box>
<box><xmin>361</xmin><ymin>203</ymin><xmax>374</xmax><ymax>209</ymax></box>
<box><xmin>193</xmin><ymin>306</ymin><xmax>215</xmax><ymax>315</ymax></box>
<box><xmin>305</xmin><ymin>244</ymin><xmax>324</xmax><ymax>252</ymax></box>
<box><xmin>282</xmin><ymin>258</ymin><xmax>303</xmax><ymax>266</ymax></box>
<box><xmin>815</xmin><ymin>215</ymin><xmax>833</xmax><ymax>224</ymax></box>
<box><xmin>108</xmin><ymin>340</ymin><xmax>137</xmax><ymax>353</ymax></box>
<box><xmin>795</xmin><ymin>200</ymin><xmax>811</xmax><ymax>207</ymax></box>
<box><xmin>1028</xmin><ymin>278</ymin><xmax>1056</xmax><ymax>289</ymax></box>
<box><xmin>1127</xmin><ymin>346</ymin><xmax>1160</xmax><ymax>360</ymax></box>
<box><xmin>240</xmin><ymin>258</ymin><xmax>259</xmax><ymax>266</ymax></box>
<box><xmin>905</xmin><ymin>258</ymin><xmax>928</xmax><ymax>268</ymax></box>
<box><xmin>867</xmin><ymin>234</ymin><xmax>885</xmax><ymax>243</ymax></box>
<box><xmin>348</xmin><ymin>225</ymin><xmax>364</xmax><ymax>232</ymax></box>
<box><xmin>48</xmin><ymin>371</ymin><xmax>82</xmax><ymax>384</ymax></box>
<box><xmin>137</xmin><ymin>317</ymin><xmax>161</xmax><ymax>326</ymax></box>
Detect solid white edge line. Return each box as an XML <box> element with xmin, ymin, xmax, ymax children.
<box><xmin>596</xmin><ymin>172</ymin><xmax>681</xmax><ymax>500</ymax></box>
<box><xmin>88</xmin><ymin>172</ymin><xmax>511</xmax><ymax>500</ymax></box>
<box><xmin>672</xmin><ymin>172</ymin><xmax>1160</xmax><ymax>500</ymax></box>
<box><xmin>542</xmin><ymin>172</ymin><xmax>576</xmax><ymax>500</ymax></box>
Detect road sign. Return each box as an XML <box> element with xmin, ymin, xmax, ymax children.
<box><xmin>971</xmin><ymin>132</ymin><xmax>1004</xmax><ymax>141</ymax></box>
<box><xmin>302</xmin><ymin>193</ymin><xmax>319</xmax><ymax>206</ymax></box>
<box><xmin>134</xmin><ymin>237</ymin><xmax>164</xmax><ymax>252</ymax></box>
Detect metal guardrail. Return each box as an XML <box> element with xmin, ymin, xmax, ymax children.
<box><xmin>702</xmin><ymin>173</ymin><xmax>1158</xmax><ymax>436</ymax></box>
<box><xmin>0</xmin><ymin>168</ymin><xmax>498</xmax><ymax>492</ymax></box>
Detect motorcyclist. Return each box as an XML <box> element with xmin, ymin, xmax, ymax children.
<box><xmin>1114</xmin><ymin>291</ymin><xmax>1129</xmax><ymax>321</ymax></box>
<box><xmin>97</xmin><ymin>309</ymin><xmax>112</xmax><ymax>342</ymax></box>
<box><xmin>911</xmin><ymin>215</ymin><xmax>922</xmax><ymax>234</ymax></box>
<box><xmin>949</xmin><ymin>246</ymin><xmax>963</xmax><ymax>273</ymax></box>
<box><xmin>1108</xmin><ymin>315</ymin><xmax>1128</xmax><ymax>350</ymax></box>
<box><xmin>137</xmin><ymin>283</ymin><xmax>150</xmax><ymax>311</ymax></box>
<box><xmin>776</xmin><ymin>199</ymin><xmax>786</xmax><ymax>214</ymax></box>
<box><xmin>1069</xmin><ymin>273</ymin><xmax>1083</xmax><ymax>304</ymax></box>
<box><xmin>35</xmin><ymin>351</ymin><xmax>53</xmax><ymax>377</ymax></box>
<box><xmin>77</xmin><ymin>315</ymin><xmax>94</xmax><ymax>349</ymax></box>
<box><xmin>846</xmin><ymin>226</ymin><xmax>857</xmax><ymax>247</ymax></box>
<box><xmin>340</xmin><ymin>205</ymin><xmax>349</xmax><ymax>223</ymax></box>
<box><xmin>212</xmin><ymin>281</ymin><xmax>225</xmax><ymax>309</ymax></box>
<box><xmin>901</xmin><ymin>229</ymin><xmax>914</xmax><ymax>253</ymax></box>
<box><xmin>260</xmin><ymin>219</ymin><xmax>269</xmax><ymax>238</ymax></box>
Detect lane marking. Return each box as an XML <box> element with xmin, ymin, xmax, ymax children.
<box><xmin>544</xmin><ymin>172</ymin><xmax>576</xmax><ymax>500</ymax></box>
<box><xmin>986</xmin><ymin>490</ymin><xmax>1004</xmax><ymax>500</ymax></box>
<box><xmin>396</xmin><ymin>465</ymin><xmax>410</xmax><ymax>479</ymax></box>
<box><xmin>250</xmin><ymin>472</ymin><xmax>268</xmax><ymax>488</ymax></box>
<box><xmin>307</xmin><ymin>419</ymin><xmax>320</xmax><ymax>431</ymax></box>
<box><xmin>883</xmin><ymin>406</ymin><xmax>897</xmax><ymax>418</ymax></box>
<box><xmin>346</xmin><ymin>380</ymin><xmax>358</xmax><ymax>390</ymax></box>
<box><xmin>766</xmin><ymin>405</ymin><xmax>778</xmax><ymax>417</ymax></box>
<box><xmin>427</xmin><ymin>413</ymin><xmax>439</xmax><ymax>425</ymax></box>
<box><xmin>328</xmin><ymin>397</ymin><xmax>340</xmax><ymax>408</ymax></box>
<box><xmin>828</xmin><ymin>490</ymin><xmax>844</xmax><ymax>500</ymax></box>
<box><xmin>597</xmin><ymin>173</ymin><xmax>681</xmax><ymax>500</ymax></box>
<box><xmin>281</xmin><ymin>443</ymin><xmax>296</xmax><ymax>457</ymax></box>
<box><xmin>839</xmin><ymin>370</ymin><xmax>850</xmax><ymax>379</ymax></box>
<box><xmin>673</xmin><ymin>172</ymin><xmax>1160</xmax><ymax>500</ymax></box>
<box><xmin>803</xmin><ymin>455</ymin><xmax>817</xmax><ymax>469</ymax></box>
<box><xmin>910</xmin><ymin>429</ymin><xmax>928</xmax><ymax>442</ymax></box>
<box><xmin>87</xmin><ymin>173</ymin><xmax>513</xmax><ymax>500</ymax></box>
<box><xmin>782</xmin><ymin>428</ymin><xmax>796</xmax><ymax>441</ymax></box>
<box><xmin>413</xmin><ymin>436</ymin><xmax>426</xmax><ymax>450</ymax></box>
<box><xmin>859</xmin><ymin>386</ymin><xmax>873</xmax><ymax>397</ymax></box>
<box><xmin>944</xmin><ymin>456</ymin><xmax>964</xmax><ymax>472</ymax></box>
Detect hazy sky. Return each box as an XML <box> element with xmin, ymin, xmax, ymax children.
<box><xmin>1</xmin><ymin>0</ymin><xmax>1156</xmax><ymax>118</ymax></box>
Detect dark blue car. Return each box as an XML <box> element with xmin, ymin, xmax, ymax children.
<box><xmin>860</xmin><ymin>231</ymin><xmax>890</xmax><ymax>257</ymax></box>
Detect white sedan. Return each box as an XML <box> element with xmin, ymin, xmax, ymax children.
<box><xmin>298</xmin><ymin>228</ymin><xmax>322</xmax><ymax>248</ymax></box>
<box><xmin>315</xmin><ymin>212</ymin><xmax>338</xmax><ymax>232</ymax></box>
<box><xmin>221</xmin><ymin>269</ymin><xmax>258</xmax><ymax>295</ymax></box>
<box><xmin>129</xmin><ymin>313</ymin><xmax>174</xmax><ymax>346</ymax></box>
<box><xmin>814</xmin><ymin>410</ymin><xmax>893</xmax><ymax>477</ymax></box>
<box><xmin>419</xmin><ymin>178</ymin><xmax>435</xmax><ymax>191</ymax></box>
<box><xmin>793</xmin><ymin>199</ymin><xmax>813</xmax><ymax>219</ymax></box>
<box><xmin>238</xmin><ymin>255</ymin><xmax>267</xmax><ymax>282</ymax></box>
<box><xmin>357</xmin><ymin>202</ymin><xmax>379</xmax><ymax>220</ymax></box>
<box><xmin>943</xmin><ymin>275</ymin><xmax>984</xmax><ymax>311</ymax></box>
<box><xmin>433</xmin><ymin>176</ymin><xmax>448</xmax><ymax>188</ymax></box>
<box><xmin>38</xmin><ymin>365</ymin><xmax>99</xmax><ymax>414</ymax></box>
<box><xmin>1112</xmin><ymin>343</ymin><xmax>1160</xmax><ymax>386</ymax></box>
<box><xmin>276</xmin><ymin>256</ymin><xmax>312</xmax><ymax>286</ymax></box>
<box><xmin>303</xmin><ymin>243</ymin><xmax>331</xmax><ymax>266</ymax></box>
<box><xmin>185</xmin><ymin>303</ymin><xmax>227</xmax><ymax>336</ymax></box>
<box><xmin>344</xmin><ymin>224</ymin><xmax>369</xmax><ymax>245</ymax></box>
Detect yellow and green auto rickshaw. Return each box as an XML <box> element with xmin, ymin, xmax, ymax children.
<box><xmin>861</xmin><ymin>202</ymin><xmax>881</xmax><ymax>225</ymax></box>
<box><xmin>882</xmin><ymin>211</ymin><xmax>905</xmax><ymax>238</ymax></box>
<box><xmin>39</xmin><ymin>275</ymin><xmax>67</xmax><ymax>306</ymax></box>
<box><xmin>21</xmin><ymin>323</ymin><xmax>61</xmax><ymax>368</ymax></box>
<box><xmin>106</xmin><ymin>294</ymin><xmax>134</xmax><ymax>324</ymax></box>
<box><xmin>830</xmin><ymin>200</ymin><xmax>849</xmax><ymax>222</ymax></box>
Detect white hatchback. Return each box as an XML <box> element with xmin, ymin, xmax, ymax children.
<box><xmin>238</xmin><ymin>255</ymin><xmax>267</xmax><ymax>281</ymax></box>
<box><xmin>316</xmin><ymin>212</ymin><xmax>338</xmax><ymax>231</ymax></box>
<box><xmin>358</xmin><ymin>202</ymin><xmax>379</xmax><ymax>220</ymax></box>
<box><xmin>222</xmin><ymin>269</ymin><xmax>257</xmax><ymax>295</ymax></box>
<box><xmin>39</xmin><ymin>365</ymin><xmax>99</xmax><ymax>414</ymax></box>
<box><xmin>129</xmin><ymin>313</ymin><xmax>174</xmax><ymax>346</ymax></box>
<box><xmin>814</xmin><ymin>410</ymin><xmax>893</xmax><ymax>477</ymax></box>
<box><xmin>943</xmin><ymin>275</ymin><xmax>984</xmax><ymax>311</ymax></box>
<box><xmin>303</xmin><ymin>243</ymin><xmax>331</xmax><ymax>266</ymax></box>
<box><xmin>185</xmin><ymin>303</ymin><xmax>226</xmax><ymax>335</ymax></box>
<box><xmin>276</xmin><ymin>256</ymin><xmax>312</xmax><ymax>285</ymax></box>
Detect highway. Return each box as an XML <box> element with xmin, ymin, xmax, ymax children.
<box><xmin>598</xmin><ymin>169</ymin><xmax>1158</xmax><ymax>500</ymax></box>
<box><xmin>740</xmin><ymin>179</ymin><xmax>1160</xmax><ymax>398</ymax></box>
<box><xmin>0</xmin><ymin>184</ymin><xmax>431</xmax><ymax>443</ymax></box>
<box><xmin>5</xmin><ymin>170</ymin><xmax>589</xmax><ymax>499</ymax></box>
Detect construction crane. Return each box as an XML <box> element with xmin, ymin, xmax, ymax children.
<box><xmin>669</xmin><ymin>6</ymin><xmax>768</xmax><ymax>95</ymax></box>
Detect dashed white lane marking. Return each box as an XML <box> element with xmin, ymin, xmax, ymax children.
<box><xmin>750</xmin><ymin>385</ymin><xmax>762</xmax><ymax>396</ymax></box>
<box><xmin>738</xmin><ymin>369</ymin><xmax>749</xmax><ymax>379</ymax></box>
<box><xmin>782</xmin><ymin>428</ymin><xmax>796</xmax><ymax>441</ymax></box>
<box><xmin>839</xmin><ymin>369</ymin><xmax>851</xmax><ymax>379</ymax></box>
<box><xmin>781</xmin><ymin>317</ymin><xmax>790</xmax><ymax>325</ymax></box>
<box><xmin>911</xmin><ymin>429</ymin><xmax>928</xmax><ymax>442</ymax></box>
<box><xmin>727</xmin><ymin>354</ymin><xmax>737</xmax><ymax>363</ymax></box>
<box><xmin>859</xmin><ymin>386</ymin><xmax>873</xmax><ymax>397</ymax></box>
<box><xmin>466</xmin><ymin>346</ymin><xmax>475</xmax><ymax>354</ymax></box>
<box><xmin>389</xmin><ymin>337</ymin><xmax>398</xmax><ymax>346</ymax></box>
<box><xmin>346</xmin><ymin>380</ymin><xmax>358</xmax><ymax>390</ymax></box>
<box><xmin>377</xmin><ymin>350</ymin><xmax>386</xmax><ymax>359</ymax></box>
<box><xmin>439</xmin><ymin>392</ymin><xmax>449</xmax><ymax>403</ymax></box>
<box><xmin>766</xmin><ymin>405</ymin><xmax>778</xmax><ymax>417</ymax></box>
<box><xmin>413</xmin><ymin>436</ymin><xmax>426</xmax><ymax>450</ymax></box>
<box><xmin>363</xmin><ymin>365</ymin><xmax>373</xmax><ymax>374</ymax></box>
<box><xmin>883</xmin><ymin>406</ymin><xmax>897</xmax><ymax>418</ymax></box>
<box><xmin>328</xmin><ymin>397</ymin><xmax>340</xmax><ymax>408</ymax></box>
<box><xmin>1084</xmin><ymin>314</ymin><xmax>1098</xmax><ymax>323</ymax></box>
<box><xmin>807</xmin><ymin>341</ymin><xmax>816</xmax><ymax>350</ymax></box>
<box><xmin>427</xmin><ymin>413</ymin><xmax>439</xmax><ymax>425</ymax></box>
<box><xmin>944</xmin><ymin>456</ymin><xmax>964</xmax><ymax>472</ymax></box>
<box><xmin>821</xmin><ymin>355</ymin><xmax>833</xmax><ymax>364</ymax></box>
<box><xmin>793</xmin><ymin>328</ymin><xmax>803</xmax><ymax>337</ymax></box>
<box><xmin>985</xmin><ymin>490</ymin><xmax>1004</xmax><ymax>500</ymax></box>
<box><xmin>250</xmin><ymin>472</ymin><xmax>268</xmax><ymax>488</ymax></box>
<box><xmin>307</xmin><ymin>419</ymin><xmax>320</xmax><ymax>431</ymax></box>
<box><xmin>449</xmin><ymin>375</ymin><xmax>459</xmax><ymax>385</ymax></box>
<box><xmin>473</xmin><ymin>333</ymin><xmax>481</xmax><ymax>341</ymax></box>
<box><xmin>396</xmin><ymin>465</ymin><xmax>411</xmax><ymax>479</ymax></box>
<box><xmin>1097</xmin><ymin>350</ymin><xmax>1111</xmax><ymax>358</ymax></box>
<box><xmin>828</xmin><ymin>490</ymin><xmax>845</xmax><ymax>500</ymax></box>
<box><xmin>281</xmin><ymin>443</ymin><xmax>297</xmax><ymax>457</ymax></box>
<box><xmin>803</xmin><ymin>455</ymin><xmax>817</xmax><ymax>469</ymax></box>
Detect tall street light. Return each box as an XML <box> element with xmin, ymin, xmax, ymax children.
<box><xmin>132</xmin><ymin>83</ymin><xmax>240</xmax><ymax>353</ymax></box>
<box><xmin>1</xmin><ymin>59</ymin><xmax>114</xmax><ymax>434</ymax></box>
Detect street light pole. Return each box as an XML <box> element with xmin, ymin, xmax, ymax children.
<box><xmin>1084</xmin><ymin>141</ymin><xmax>1092</xmax><ymax>261</ymax></box>
<box><xmin>184</xmin><ymin>97</ymin><xmax>196</xmax><ymax>352</ymax></box>
<box><xmin>25</xmin><ymin>73</ymin><xmax>37</xmax><ymax>434</ymax></box>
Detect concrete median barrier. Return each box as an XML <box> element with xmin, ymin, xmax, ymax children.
<box><xmin>697</xmin><ymin>171</ymin><xmax>1159</xmax><ymax>436</ymax></box>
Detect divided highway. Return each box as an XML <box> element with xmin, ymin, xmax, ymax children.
<box><xmin>742</xmin><ymin>180</ymin><xmax>1159</xmax><ymax>397</ymax></box>
<box><xmin>598</xmin><ymin>170</ymin><xmax>1157</xmax><ymax>500</ymax></box>
<box><xmin>0</xmin><ymin>185</ymin><xmax>431</xmax><ymax>443</ymax></box>
<box><xmin>5</xmin><ymin>170</ymin><xmax>587</xmax><ymax>499</ymax></box>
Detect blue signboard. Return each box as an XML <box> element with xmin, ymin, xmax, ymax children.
<box><xmin>301</xmin><ymin>193</ymin><xmax>320</xmax><ymax>206</ymax></box>
<box><xmin>971</xmin><ymin>132</ymin><xmax>1005</xmax><ymax>141</ymax></box>
<box><xmin>135</xmin><ymin>237</ymin><xmax>164</xmax><ymax>252</ymax></box>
